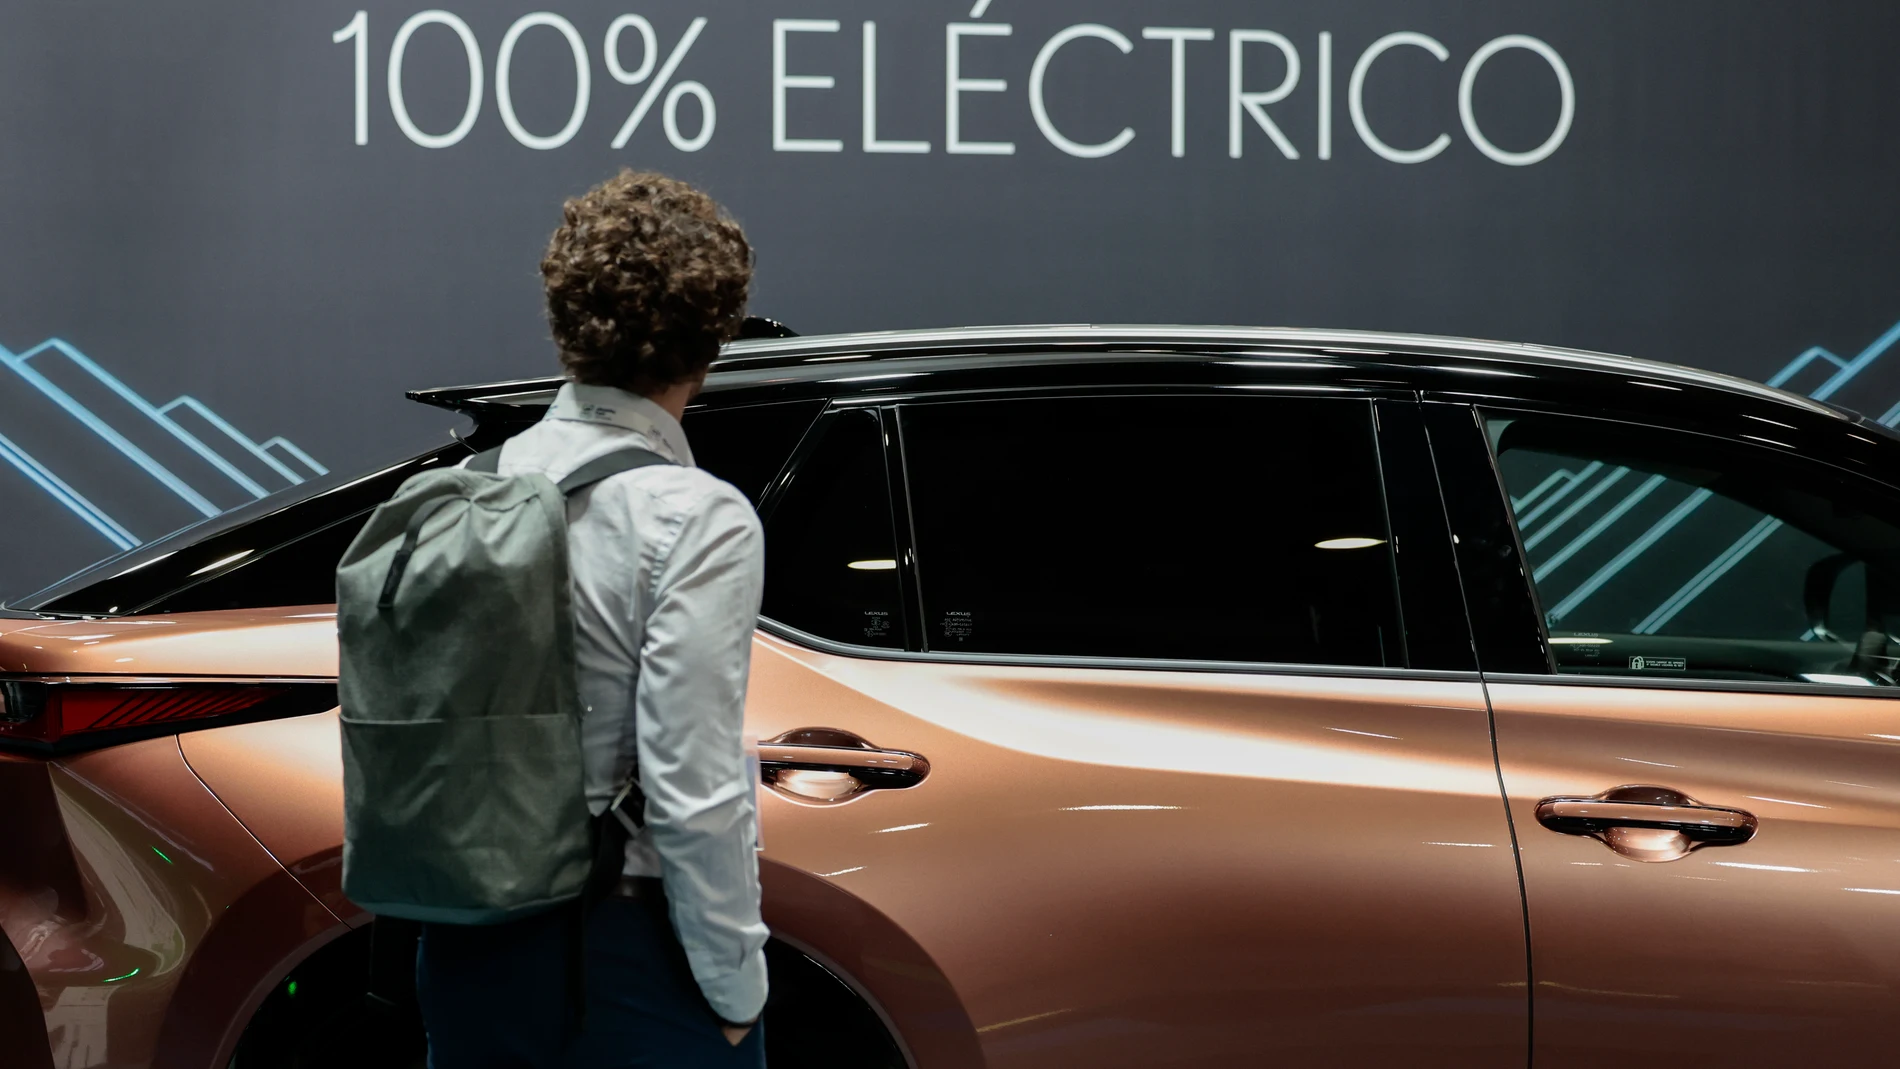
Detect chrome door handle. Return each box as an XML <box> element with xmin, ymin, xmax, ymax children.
<box><xmin>759</xmin><ymin>727</ymin><xmax>929</xmax><ymax>803</ymax></box>
<box><xmin>1536</xmin><ymin>785</ymin><xmax>1756</xmax><ymax>862</ymax></box>
<box><xmin>759</xmin><ymin>744</ymin><xmax>928</xmax><ymax>787</ymax></box>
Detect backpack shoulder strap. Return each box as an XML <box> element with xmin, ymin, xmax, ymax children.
<box><xmin>557</xmin><ymin>448</ymin><xmax>673</xmax><ymax>496</ymax></box>
<box><xmin>465</xmin><ymin>446</ymin><xmax>504</xmax><ymax>474</ymax></box>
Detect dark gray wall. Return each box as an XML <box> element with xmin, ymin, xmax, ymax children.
<box><xmin>4</xmin><ymin>1</ymin><xmax>1900</xmax><ymax>598</ymax></box>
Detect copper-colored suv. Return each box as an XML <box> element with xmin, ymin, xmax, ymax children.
<box><xmin>6</xmin><ymin>326</ymin><xmax>1900</xmax><ymax>1069</ymax></box>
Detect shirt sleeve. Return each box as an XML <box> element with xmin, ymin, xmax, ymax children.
<box><xmin>632</xmin><ymin>482</ymin><xmax>770</xmax><ymax>1025</ymax></box>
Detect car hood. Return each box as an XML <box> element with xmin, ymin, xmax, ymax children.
<box><xmin>0</xmin><ymin>605</ymin><xmax>338</xmax><ymax>677</ymax></box>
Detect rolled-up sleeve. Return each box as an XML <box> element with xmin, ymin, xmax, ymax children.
<box><xmin>632</xmin><ymin>485</ymin><xmax>769</xmax><ymax>1024</ymax></box>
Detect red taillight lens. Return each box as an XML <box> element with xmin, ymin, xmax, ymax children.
<box><xmin>0</xmin><ymin>682</ymin><xmax>310</xmax><ymax>749</ymax></box>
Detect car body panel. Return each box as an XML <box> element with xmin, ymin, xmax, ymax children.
<box><xmin>1488</xmin><ymin>680</ymin><xmax>1900</xmax><ymax>1066</ymax></box>
<box><xmin>10</xmin><ymin>324</ymin><xmax>1900</xmax><ymax>1066</ymax></box>
<box><xmin>0</xmin><ymin>609</ymin><xmax>338</xmax><ymax>677</ymax></box>
<box><xmin>747</xmin><ymin>634</ymin><xmax>1528</xmax><ymax>1067</ymax></box>
<box><xmin>0</xmin><ymin>736</ymin><xmax>340</xmax><ymax>1069</ymax></box>
<box><xmin>177</xmin><ymin>710</ymin><xmax>361</xmax><ymax>929</ymax></box>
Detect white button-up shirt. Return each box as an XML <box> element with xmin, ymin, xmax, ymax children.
<box><xmin>495</xmin><ymin>381</ymin><xmax>768</xmax><ymax>1024</ymax></box>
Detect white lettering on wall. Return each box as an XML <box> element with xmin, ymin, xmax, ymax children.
<box><xmin>1030</xmin><ymin>24</ymin><xmax>1135</xmax><ymax>158</ymax></box>
<box><xmin>609</xmin><ymin>16</ymin><xmax>708</xmax><ymax>150</ymax></box>
<box><xmin>496</xmin><ymin>13</ymin><xmax>590</xmax><ymax>150</ymax></box>
<box><xmin>388</xmin><ymin>10</ymin><xmax>483</xmax><ymax>149</ymax></box>
<box><xmin>1141</xmin><ymin>27</ymin><xmax>1213</xmax><ymax>159</ymax></box>
<box><xmin>329</xmin><ymin>11</ymin><xmax>1575</xmax><ymax>166</ymax></box>
<box><xmin>1229</xmin><ymin>30</ymin><xmax>1301</xmax><ymax>159</ymax></box>
<box><xmin>1317</xmin><ymin>31</ymin><xmax>1333</xmax><ymax>160</ymax></box>
<box><xmin>773</xmin><ymin>18</ymin><xmax>842</xmax><ymax>152</ymax></box>
<box><xmin>947</xmin><ymin>21</ymin><xmax>1015</xmax><ymax>154</ymax></box>
<box><xmin>1460</xmin><ymin>34</ymin><xmax>1574</xmax><ymax>166</ymax></box>
<box><xmin>1349</xmin><ymin>32</ymin><xmax>1451</xmax><ymax>164</ymax></box>
<box><xmin>864</xmin><ymin>22</ymin><xmax>930</xmax><ymax>153</ymax></box>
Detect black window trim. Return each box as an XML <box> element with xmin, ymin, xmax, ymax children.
<box><xmin>755</xmin><ymin>614</ymin><xmax>1483</xmax><ymax>684</ymax></box>
<box><xmin>1465</xmin><ymin>400</ymin><xmax>1900</xmax><ymax>701</ymax></box>
<box><xmin>753</xmin><ymin>384</ymin><xmax>1480</xmax><ymax>681</ymax></box>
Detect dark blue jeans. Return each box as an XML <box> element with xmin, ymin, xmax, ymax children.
<box><xmin>416</xmin><ymin>894</ymin><xmax>765</xmax><ymax>1069</ymax></box>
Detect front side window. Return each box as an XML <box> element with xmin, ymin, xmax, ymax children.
<box><xmin>1490</xmin><ymin>411</ymin><xmax>1900</xmax><ymax>687</ymax></box>
<box><xmin>900</xmin><ymin>395</ymin><xmax>1402</xmax><ymax>666</ymax></box>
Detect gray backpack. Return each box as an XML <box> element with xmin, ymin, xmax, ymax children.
<box><xmin>336</xmin><ymin>444</ymin><xmax>669</xmax><ymax>925</ymax></box>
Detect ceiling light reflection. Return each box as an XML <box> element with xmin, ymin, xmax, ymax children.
<box><xmin>1315</xmin><ymin>537</ymin><xmax>1385</xmax><ymax>551</ymax></box>
<box><xmin>848</xmin><ymin>559</ymin><xmax>897</xmax><ymax>571</ymax></box>
<box><xmin>1802</xmin><ymin>673</ymin><xmax>1874</xmax><ymax>686</ymax></box>
<box><xmin>190</xmin><ymin>549</ymin><xmax>254</xmax><ymax>576</ymax></box>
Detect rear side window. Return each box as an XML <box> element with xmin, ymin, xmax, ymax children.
<box><xmin>684</xmin><ymin>400</ymin><xmax>824</xmax><ymax>506</ymax></box>
<box><xmin>898</xmin><ymin>395</ymin><xmax>1402</xmax><ymax>666</ymax></box>
<box><xmin>761</xmin><ymin>409</ymin><xmax>905</xmax><ymax>648</ymax></box>
<box><xmin>1490</xmin><ymin>411</ymin><xmax>1900</xmax><ymax>687</ymax></box>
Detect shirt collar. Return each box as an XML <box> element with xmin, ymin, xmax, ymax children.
<box><xmin>544</xmin><ymin>382</ymin><xmax>696</xmax><ymax>467</ymax></box>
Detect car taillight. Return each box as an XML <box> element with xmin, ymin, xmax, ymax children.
<box><xmin>0</xmin><ymin>680</ymin><xmax>335</xmax><ymax>752</ymax></box>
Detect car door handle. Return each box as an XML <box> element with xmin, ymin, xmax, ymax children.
<box><xmin>759</xmin><ymin>743</ymin><xmax>928</xmax><ymax>787</ymax></box>
<box><xmin>758</xmin><ymin>728</ymin><xmax>929</xmax><ymax>802</ymax></box>
<box><xmin>1536</xmin><ymin>784</ymin><xmax>1757</xmax><ymax>861</ymax></box>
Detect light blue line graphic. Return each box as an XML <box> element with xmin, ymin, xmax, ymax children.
<box><xmin>1766</xmin><ymin>345</ymin><xmax>1850</xmax><ymax>388</ymax></box>
<box><xmin>1634</xmin><ymin>514</ymin><xmax>1783</xmax><ymax>634</ymax></box>
<box><xmin>0</xmin><ymin>429</ymin><xmax>138</xmax><ymax>550</ymax></box>
<box><xmin>1</xmin><ymin>335</ymin><xmax>324</xmax><ymax>551</ymax></box>
<box><xmin>160</xmin><ymin>396</ymin><xmax>321</xmax><ymax>486</ymax></box>
<box><xmin>1517</xmin><ymin>461</ymin><xmax>1606</xmax><ymax>530</ymax></box>
<box><xmin>1806</xmin><ymin>318</ymin><xmax>1900</xmax><ymax>401</ymax></box>
<box><xmin>1</xmin><ymin>341</ymin><xmax>219</xmax><ymax>517</ymax></box>
<box><xmin>1523</xmin><ymin>466</ymin><xmax>1630</xmax><ymax>551</ymax></box>
<box><xmin>1511</xmin><ymin>468</ymin><xmax>1574</xmax><ymax>511</ymax></box>
<box><xmin>1537</xmin><ymin>475</ymin><xmax>1668</xmax><ymax>589</ymax></box>
<box><xmin>1534</xmin><ymin>318</ymin><xmax>1900</xmax><ymax>625</ymax></box>
<box><xmin>261</xmin><ymin>437</ymin><xmax>327</xmax><ymax>475</ymax></box>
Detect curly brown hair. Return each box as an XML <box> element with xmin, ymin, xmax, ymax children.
<box><xmin>541</xmin><ymin>170</ymin><xmax>752</xmax><ymax>395</ymax></box>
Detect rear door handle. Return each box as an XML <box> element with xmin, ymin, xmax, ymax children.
<box><xmin>1536</xmin><ymin>784</ymin><xmax>1757</xmax><ymax>861</ymax></box>
<box><xmin>759</xmin><ymin>728</ymin><xmax>929</xmax><ymax>802</ymax></box>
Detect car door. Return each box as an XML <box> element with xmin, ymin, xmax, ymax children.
<box><xmin>746</xmin><ymin>389</ymin><xmax>1529</xmax><ymax>1068</ymax></box>
<box><xmin>1431</xmin><ymin>400</ymin><xmax>1900</xmax><ymax>1067</ymax></box>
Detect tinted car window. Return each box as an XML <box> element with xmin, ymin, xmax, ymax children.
<box><xmin>900</xmin><ymin>395</ymin><xmax>1402</xmax><ymax>666</ymax></box>
<box><xmin>762</xmin><ymin>409</ymin><xmax>904</xmax><ymax>647</ymax></box>
<box><xmin>21</xmin><ymin>445</ymin><xmax>466</xmax><ymax>615</ymax></box>
<box><xmin>684</xmin><ymin>400</ymin><xmax>824</xmax><ymax>506</ymax></box>
<box><xmin>1490</xmin><ymin>411</ymin><xmax>1900</xmax><ymax>687</ymax></box>
<box><xmin>25</xmin><ymin>399</ymin><xmax>823</xmax><ymax>617</ymax></box>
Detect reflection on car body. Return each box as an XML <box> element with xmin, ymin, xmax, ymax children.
<box><xmin>3</xmin><ymin>325</ymin><xmax>1900</xmax><ymax>1069</ymax></box>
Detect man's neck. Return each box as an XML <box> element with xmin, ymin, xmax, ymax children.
<box><xmin>644</xmin><ymin>377</ymin><xmax>701</xmax><ymax>422</ymax></box>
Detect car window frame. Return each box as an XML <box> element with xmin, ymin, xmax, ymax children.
<box><xmin>1451</xmin><ymin>400</ymin><xmax>1900</xmax><ymax>700</ymax></box>
<box><xmin>753</xmin><ymin>404</ymin><xmax>914</xmax><ymax>652</ymax></box>
<box><xmin>749</xmin><ymin>384</ymin><xmax>1479</xmax><ymax>682</ymax></box>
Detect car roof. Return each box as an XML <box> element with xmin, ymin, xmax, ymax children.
<box><xmin>407</xmin><ymin>324</ymin><xmax>1846</xmax><ymax>424</ymax></box>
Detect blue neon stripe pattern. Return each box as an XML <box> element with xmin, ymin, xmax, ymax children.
<box><xmin>0</xmin><ymin>337</ymin><xmax>326</xmax><ymax>550</ymax></box>
<box><xmin>1522</xmin><ymin>318</ymin><xmax>1900</xmax><ymax>631</ymax></box>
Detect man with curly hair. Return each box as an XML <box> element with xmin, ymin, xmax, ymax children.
<box><xmin>414</xmin><ymin>170</ymin><xmax>769</xmax><ymax>1067</ymax></box>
